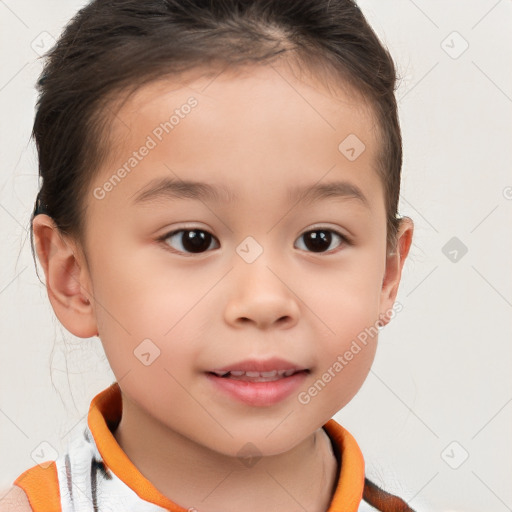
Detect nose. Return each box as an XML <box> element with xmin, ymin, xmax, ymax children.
<box><xmin>224</xmin><ymin>255</ymin><xmax>300</xmax><ymax>330</ymax></box>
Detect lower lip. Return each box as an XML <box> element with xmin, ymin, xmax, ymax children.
<box><xmin>205</xmin><ymin>371</ymin><xmax>309</xmax><ymax>407</ymax></box>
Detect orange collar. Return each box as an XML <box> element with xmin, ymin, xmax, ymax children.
<box><xmin>88</xmin><ymin>382</ymin><xmax>365</xmax><ymax>511</ymax></box>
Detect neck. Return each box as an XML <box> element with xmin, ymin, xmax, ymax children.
<box><xmin>113</xmin><ymin>398</ymin><xmax>339</xmax><ymax>512</ymax></box>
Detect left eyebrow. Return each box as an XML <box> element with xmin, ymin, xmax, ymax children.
<box><xmin>288</xmin><ymin>180</ymin><xmax>370</xmax><ymax>209</ymax></box>
<box><xmin>131</xmin><ymin>177</ymin><xmax>369</xmax><ymax>209</ymax></box>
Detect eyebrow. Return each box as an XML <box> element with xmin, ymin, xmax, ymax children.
<box><xmin>131</xmin><ymin>177</ymin><xmax>369</xmax><ymax>209</ymax></box>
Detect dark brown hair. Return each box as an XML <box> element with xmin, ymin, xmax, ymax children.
<box><xmin>30</xmin><ymin>0</ymin><xmax>404</xmax><ymax>265</ymax></box>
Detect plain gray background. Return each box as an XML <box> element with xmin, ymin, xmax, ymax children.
<box><xmin>1</xmin><ymin>1</ymin><xmax>511</xmax><ymax>511</ymax></box>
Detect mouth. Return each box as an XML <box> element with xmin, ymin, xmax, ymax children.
<box><xmin>207</xmin><ymin>369</ymin><xmax>310</xmax><ymax>382</ymax></box>
<box><xmin>205</xmin><ymin>359</ymin><xmax>311</xmax><ymax>406</ymax></box>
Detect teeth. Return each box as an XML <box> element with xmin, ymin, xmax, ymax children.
<box><xmin>212</xmin><ymin>369</ymin><xmax>299</xmax><ymax>379</ymax></box>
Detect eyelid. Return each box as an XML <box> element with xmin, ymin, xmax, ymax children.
<box><xmin>157</xmin><ymin>223</ymin><xmax>352</xmax><ymax>256</ymax></box>
<box><xmin>156</xmin><ymin>224</ymin><xmax>220</xmax><ymax>256</ymax></box>
<box><xmin>304</xmin><ymin>223</ymin><xmax>353</xmax><ymax>244</ymax></box>
<box><xmin>296</xmin><ymin>226</ymin><xmax>353</xmax><ymax>253</ymax></box>
<box><xmin>157</xmin><ymin>224</ymin><xmax>352</xmax><ymax>243</ymax></box>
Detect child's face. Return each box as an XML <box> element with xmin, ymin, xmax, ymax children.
<box><xmin>61</xmin><ymin>62</ymin><xmax>411</xmax><ymax>455</ymax></box>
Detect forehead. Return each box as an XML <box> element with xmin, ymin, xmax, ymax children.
<box><xmin>105</xmin><ymin>60</ymin><xmax>378</xmax><ymax>159</ymax></box>
<box><xmin>91</xmin><ymin>61</ymin><xmax>382</xmax><ymax>215</ymax></box>
<box><xmin>117</xmin><ymin>58</ymin><xmax>373</xmax><ymax>113</ymax></box>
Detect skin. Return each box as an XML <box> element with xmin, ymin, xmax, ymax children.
<box><xmin>32</xmin><ymin>59</ymin><xmax>413</xmax><ymax>512</ymax></box>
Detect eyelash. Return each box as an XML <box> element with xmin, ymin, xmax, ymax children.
<box><xmin>157</xmin><ymin>226</ymin><xmax>352</xmax><ymax>256</ymax></box>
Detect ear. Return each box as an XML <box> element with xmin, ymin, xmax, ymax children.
<box><xmin>378</xmin><ymin>216</ymin><xmax>414</xmax><ymax>326</ymax></box>
<box><xmin>32</xmin><ymin>214</ymin><xmax>98</xmax><ymax>338</ymax></box>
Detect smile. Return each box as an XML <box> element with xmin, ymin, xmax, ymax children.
<box><xmin>208</xmin><ymin>369</ymin><xmax>302</xmax><ymax>381</ymax></box>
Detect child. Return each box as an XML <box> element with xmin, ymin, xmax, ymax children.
<box><xmin>2</xmin><ymin>0</ymin><xmax>415</xmax><ymax>510</ymax></box>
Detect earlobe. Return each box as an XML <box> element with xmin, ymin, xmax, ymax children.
<box><xmin>32</xmin><ymin>214</ymin><xmax>98</xmax><ymax>338</ymax></box>
<box><xmin>378</xmin><ymin>216</ymin><xmax>414</xmax><ymax>326</ymax></box>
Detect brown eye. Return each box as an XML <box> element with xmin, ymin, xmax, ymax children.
<box><xmin>295</xmin><ymin>229</ymin><xmax>348</xmax><ymax>253</ymax></box>
<box><xmin>162</xmin><ymin>229</ymin><xmax>219</xmax><ymax>254</ymax></box>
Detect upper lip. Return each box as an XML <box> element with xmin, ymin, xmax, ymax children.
<box><xmin>209</xmin><ymin>357</ymin><xmax>309</xmax><ymax>374</ymax></box>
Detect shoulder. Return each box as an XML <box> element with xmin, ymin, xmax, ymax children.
<box><xmin>0</xmin><ymin>485</ymin><xmax>33</xmax><ymax>511</ymax></box>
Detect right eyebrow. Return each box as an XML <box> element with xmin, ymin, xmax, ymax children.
<box><xmin>131</xmin><ymin>177</ymin><xmax>236</xmax><ymax>205</ymax></box>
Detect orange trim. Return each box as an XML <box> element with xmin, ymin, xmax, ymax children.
<box><xmin>88</xmin><ymin>383</ymin><xmax>366</xmax><ymax>511</ymax></box>
<box><xmin>88</xmin><ymin>382</ymin><xmax>188</xmax><ymax>511</ymax></box>
<box><xmin>323</xmin><ymin>420</ymin><xmax>365</xmax><ymax>512</ymax></box>
<box><xmin>13</xmin><ymin>461</ymin><xmax>61</xmax><ymax>512</ymax></box>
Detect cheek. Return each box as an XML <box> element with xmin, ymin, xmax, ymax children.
<box><xmin>305</xmin><ymin>260</ymin><xmax>382</xmax><ymax>337</ymax></box>
<box><xmin>91</xmin><ymin>244</ymin><xmax>192</xmax><ymax>329</ymax></box>
<box><xmin>312</xmin><ymin>327</ymin><xmax>378</xmax><ymax>414</ymax></box>
<box><xmin>91</xmin><ymin>259</ymin><xmax>209</xmax><ymax>374</ymax></box>
<box><xmin>304</xmin><ymin>265</ymin><xmax>381</xmax><ymax>409</ymax></box>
